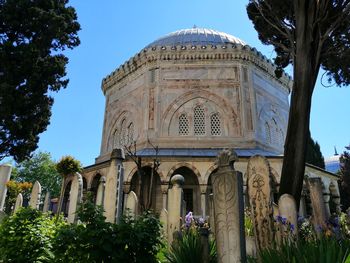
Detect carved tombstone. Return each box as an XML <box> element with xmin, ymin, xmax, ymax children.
<box><xmin>67</xmin><ymin>173</ymin><xmax>83</xmax><ymax>224</ymax></box>
<box><xmin>43</xmin><ymin>192</ymin><xmax>51</xmax><ymax>213</ymax></box>
<box><xmin>95</xmin><ymin>176</ymin><xmax>106</xmax><ymax>207</ymax></box>
<box><xmin>125</xmin><ymin>190</ymin><xmax>138</xmax><ymax>219</ymax></box>
<box><xmin>13</xmin><ymin>193</ymin><xmax>23</xmax><ymax>213</ymax></box>
<box><xmin>211</xmin><ymin>149</ymin><xmax>244</xmax><ymax>263</ymax></box>
<box><xmin>307</xmin><ymin>177</ymin><xmax>327</xmax><ymax>228</ymax></box>
<box><xmin>0</xmin><ymin>164</ymin><xmax>12</xmax><ymax>211</ymax></box>
<box><xmin>167</xmin><ymin>174</ymin><xmax>184</xmax><ymax>244</ymax></box>
<box><xmin>278</xmin><ymin>194</ymin><xmax>298</xmax><ymax>235</ymax></box>
<box><xmin>246</xmin><ymin>155</ymin><xmax>274</xmax><ymax>251</ymax></box>
<box><xmin>29</xmin><ymin>181</ymin><xmax>42</xmax><ymax>210</ymax></box>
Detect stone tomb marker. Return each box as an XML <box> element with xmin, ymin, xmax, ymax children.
<box><xmin>67</xmin><ymin>173</ymin><xmax>83</xmax><ymax>223</ymax></box>
<box><xmin>0</xmin><ymin>164</ymin><xmax>12</xmax><ymax>211</ymax></box>
<box><xmin>307</xmin><ymin>177</ymin><xmax>327</xmax><ymax>229</ymax></box>
<box><xmin>14</xmin><ymin>193</ymin><xmax>23</xmax><ymax>213</ymax></box>
<box><xmin>211</xmin><ymin>149</ymin><xmax>245</xmax><ymax>263</ymax></box>
<box><xmin>29</xmin><ymin>181</ymin><xmax>42</xmax><ymax>209</ymax></box>
<box><xmin>247</xmin><ymin>155</ymin><xmax>274</xmax><ymax>251</ymax></box>
<box><xmin>43</xmin><ymin>192</ymin><xmax>51</xmax><ymax>213</ymax></box>
<box><xmin>125</xmin><ymin>190</ymin><xmax>138</xmax><ymax>219</ymax></box>
<box><xmin>278</xmin><ymin>194</ymin><xmax>298</xmax><ymax>235</ymax></box>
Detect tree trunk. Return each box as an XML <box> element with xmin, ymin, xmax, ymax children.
<box><xmin>279</xmin><ymin>0</ymin><xmax>321</xmax><ymax>206</ymax></box>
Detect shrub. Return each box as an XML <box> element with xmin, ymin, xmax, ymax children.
<box><xmin>52</xmin><ymin>198</ymin><xmax>163</xmax><ymax>262</ymax></box>
<box><xmin>0</xmin><ymin>207</ymin><xmax>66</xmax><ymax>262</ymax></box>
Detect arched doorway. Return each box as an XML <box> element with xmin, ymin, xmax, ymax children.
<box><xmin>170</xmin><ymin>166</ymin><xmax>200</xmax><ymax>215</ymax></box>
<box><xmin>130</xmin><ymin>166</ymin><xmax>162</xmax><ymax>213</ymax></box>
<box><xmin>91</xmin><ymin>174</ymin><xmax>102</xmax><ymax>204</ymax></box>
<box><xmin>62</xmin><ymin>181</ymin><xmax>72</xmax><ymax>217</ymax></box>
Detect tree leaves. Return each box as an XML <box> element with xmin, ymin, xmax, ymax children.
<box><xmin>0</xmin><ymin>0</ymin><xmax>80</xmax><ymax>162</ymax></box>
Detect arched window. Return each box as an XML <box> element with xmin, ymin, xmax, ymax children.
<box><xmin>210</xmin><ymin>113</ymin><xmax>221</xmax><ymax>135</ymax></box>
<box><xmin>128</xmin><ymin>122</ymin><xmax>134</xmax><ymax>145</ymax></box>
<box><xmin>179</xmin><ymin>114</ymin><xmax>189</xmax><ymax>135</ymax></box>
<box><xmin>194</xmin><ymin>106</ymin><xmax>205</xmax><ymax>135</ymax></box>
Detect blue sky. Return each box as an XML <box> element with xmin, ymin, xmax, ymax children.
<box><xmin>31</xmin><ymin>0</ymin><xmax>350</xmax><ymax>166</ymax></box>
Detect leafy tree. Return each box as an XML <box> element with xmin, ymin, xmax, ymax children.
<box><xmin>306</xmin><ymin>132</ymin><xmax>325</xmax><ymax>169</ymax></box>
<box><xmin>12</xmin><ymin>151</ymin><xmax>62</xmax><ymax>197</ymax></box>
<box><xmin>56</xmin><ymin>155</ymin><xmax>82</xmax><ymax>176</ymax></box>
<box><xmin>339</xmin><ymin>146</ymin><xmax>350</xmax><ymax>210</ymax></box>
<box><xmin>4</xmin><ymin>180</ymin><xmax>32</xmax><ymax>214</ymax></box>
<box><xmin>0</xmin><ymin>0</ymin><xmax>80</xmax><ymax>162</ymax></box>
<box><xmin>247</xmin><ymin>0</ymin><xmax>350</xmax><ymax>205</ymax></box>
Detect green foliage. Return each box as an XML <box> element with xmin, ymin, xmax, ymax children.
<box><xmin>0</xmin><ymin>207</ymin><xmax>66</xmax><ymax>263</ymax></box>
<box><xmin>11</xmin><ymin>151</ymin><xmax>62</xmax><ymax>197</ymax></box>
<box><xmin>56</xmin><ymin>155</ymin><xmax>82</xmax><ymax>176</ymax></box>
<box><xmin>0</xmin><ymin>0</ymin><xmax>80</xmax><ymax>162</ymax></box>
<box><xmin>340</xmin><ymin>148</ymin><xmax>350</xmax><ymax>211</ymax></box>
<box><xmin>4</xmin><ymin>180</ymin><xmax>32</xmax><ymax>214</ymax></box>
<box><xmin>53</xmin><ymin>198</ymin><xmax>163</xmax><ymax>263</ymax></box>
<box><xmin>165</xmin><ymin>229</ymin><xmax>217</xmax><ymax>263</ymax></box>
<box><xmin>248</xmin><ymin>238</ymin><xmax>350</xmax><ymax>263</ymax></box>
<box><xmin>306</xmin><ymin>133</ymin><xmax>325</xmax><ymax>169</ymax></box>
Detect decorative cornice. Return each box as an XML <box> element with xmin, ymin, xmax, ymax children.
<box><xmin>101</xmin><ymin>44</ymin><xmax>292</xmax><ymax>94</ymax></box>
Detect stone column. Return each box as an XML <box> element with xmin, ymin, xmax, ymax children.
<box><xmin>307</xmin><ymin>177</ymin><xmax>327</xmax><ymax>228</ymax></box>
<box><xmin>323</xmin><ymin>191</ymin><xmax>331</xmax><ymax>219</ymax></box>
<box><xmin>0</xmin><ymin>164</ymin><xmax>12</xmax><ymax>211</ymax></box>
<box><xmin>57</xmin><ymin>176</ymin><xmax>66</xmax><ymax>215</ymax></box>
<box><xmin>299</xmin><ymin>190</ymin><xmax>307</xmax><ymax>218</ymax></box>
<box><xmin>114</xmin><ymin>149</ymin><xmax>125</xmax><ymax>223</ymax></box>
<box><xmin>29</xmin><ymin>181</ymin><xmax>42</xmax><ymax>210</ymax></box>
<box><xmin>167</xmin><ymin>174</ymin><xmax>184</xmax><ymax>244</ymax></box>
<box><xmin>211</xmin><ymin>149</ymin><xmax>245</xmax><ymax>263</ymax></box>
<box><xmin>161</xmin><ymin>182</ymin><xmax>168</xmax><ymax>210</ymax></box>
<box><xmin>67</xmin><ymin>173</ymin><xmax>83</xmax><ymax>224</ymax></box>
<box><xmin>104</xmin><ymin>149</ymin><xmax>125</xmax><ymax>223</ymax></box>
<box><xmin>333</xmin><ymin>195</ymin><xmax>341</xmax><ymax>214</ymax></box>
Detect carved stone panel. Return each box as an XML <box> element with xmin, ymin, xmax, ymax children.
<box><xmin>246</xmin><ymin>155</ymin><xmax>274</xmax><ymax>251</ymax></box>
<box><xmin>278</xmin><ymin>194</ymin><xmax>298</xmax><ymax>235</ymax></box>
<box><xmin>308</xmin><ymin>177</ymin><xmax>327</xmax><ymax>228</ymax></box>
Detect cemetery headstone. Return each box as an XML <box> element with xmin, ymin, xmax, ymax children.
<box><xmin>43</xmin><ymin>191</ymin><xmax>51</xmax><ymax>213</ymax></box>
<box><xmin>125</xmin><ymin>190</ymin><xmax>138</xmax><ymax>218</ymax></box>
<box><xmin>67</xmin><ymin>173</ymin><xmax>83</xmax><ymax>223</ymax></box>
<box><xmin>13</xmin><ymin>193</ymin><xmax>23</xmax><ymax>213</ymax></box>
<box><xmin>211</xmin><ymin>149</ymin><xmax>245</xmax><ymax>263</ymax></box>
<box><xmin>0</xmin><ymin>164</ymin><xmax>12</xmax><ymax>211</ymax></box>
<box><xmin>246</xmin><ymin>155</ymin><xmax>274</xmax><ymax>251</ymax></box>
<box><xmin>29</xmin><ymin>181</ymin><xmax>42</xmax><ymax>210</ymax></box>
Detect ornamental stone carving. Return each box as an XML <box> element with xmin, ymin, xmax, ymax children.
<box><xmin>211</xmin><ymin>149</ymin><xmax>243</xmax><ymax>263</ymax></box>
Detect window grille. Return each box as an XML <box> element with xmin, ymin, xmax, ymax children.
<box><xmin>179</xmin><ymin>114</ymin><xmax>189</xmax><ymax>135</ymax></box>
<box><xmin>210</xmin><ymin>113</ymin><xmax>221</xmax><ymax>135</ymax></box>
<box><xmin>194</xmin><ymin>106</ymin><xmax>205</xmax><ymax>135</ymax></box>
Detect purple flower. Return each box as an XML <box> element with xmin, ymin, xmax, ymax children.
<box><xmin>185</xmin><ymin>211</ymin><xmax>193</xmax><ymax>227</ymax></box>
<box><xmin>290</xmin><ymin>224</ymin><xmax>295</xmax><ymax>232</ymax></box>
<box><xmin>198</xmin><ymin>217</ymin><xmax>205</xmax><ymax>226</ymax></box>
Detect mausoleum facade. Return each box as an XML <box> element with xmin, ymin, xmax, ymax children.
<box><xmin>60</xmin><ymin>28</ymin><xmax>340</xmax><ymax>223</ymax></box>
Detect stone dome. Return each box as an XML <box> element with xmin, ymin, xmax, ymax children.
<box><xmin>146</xmin><ymin>27</ymin><xmax>246</xmax><ymax>48</ymax></box>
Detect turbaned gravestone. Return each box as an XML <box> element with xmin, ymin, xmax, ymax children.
<box><xmin>29</xmin><ymin>181</ymin><xmax>42</xmax><ymax>210</ymax></box>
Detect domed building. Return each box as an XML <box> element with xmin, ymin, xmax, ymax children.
<box><xmin>60</xmin><ymin>28</ymin><xmax>341</xmax><ymax>222</ymax></box>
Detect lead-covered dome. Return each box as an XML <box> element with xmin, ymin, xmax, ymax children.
<box><xmin>146</xmin><ymin>27</ymin><xmax>246</xmax><ymax>48</ymax></box>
